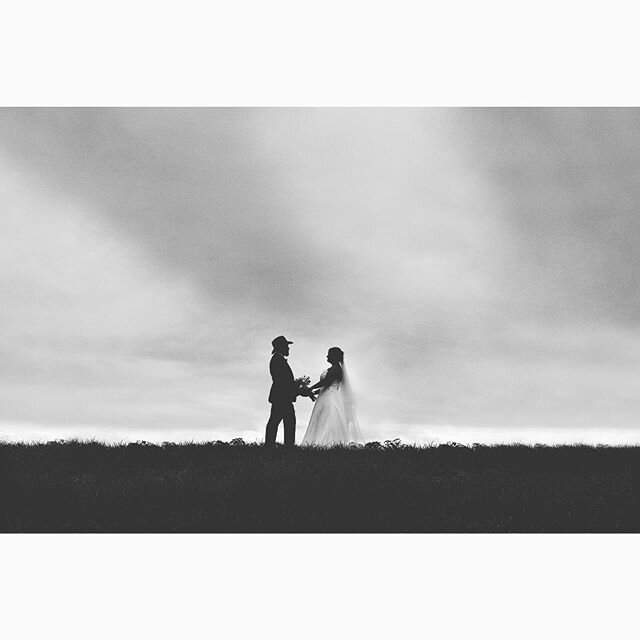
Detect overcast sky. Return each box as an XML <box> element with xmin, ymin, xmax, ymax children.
<box><xmin>2</xmin><ymin>108</ymin><xmax>640</xmax><ymax>444</ymax></box>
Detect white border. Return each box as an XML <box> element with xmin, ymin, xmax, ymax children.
<box><xmin>2</xmin><ymin>534</ymin><xmax>637</xmax><ymax>639</ymax></box>
<box><xmin>2</xmin><ymin>1</ymin><xmax>640</xmax><ymax>106</ymax></box>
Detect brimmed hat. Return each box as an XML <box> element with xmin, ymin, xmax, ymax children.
<box><xmin>271</xmin><ymin>335</ymin><xmax>293</xmax><ymax>353</ymax></box>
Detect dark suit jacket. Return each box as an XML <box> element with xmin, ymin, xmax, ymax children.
<box><xmin>268</xmin><ymin>353</ymin><xmax>298</xmax><ymax>404</ymax></box>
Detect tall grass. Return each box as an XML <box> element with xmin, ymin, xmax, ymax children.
<box><xmin>1</xmin><ymin>439</ymin><xmax>639</xmax><ymax>532</ymax></box>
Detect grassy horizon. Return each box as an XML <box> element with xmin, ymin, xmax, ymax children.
<box><xmin>2</xmin><ymin>438</ymin><xmax>640</xmax><ymax>533</ymax></box>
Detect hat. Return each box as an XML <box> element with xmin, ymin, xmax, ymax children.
<box><xmin>271</xmin><ymin>335</ymin><xmax>293</xmax><ymax>352</ymax></box>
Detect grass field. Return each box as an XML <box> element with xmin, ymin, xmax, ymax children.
<box><xmin>2</xmin><ymin>439</ymin><xmax>640</xmax><ymax>532</ymax></box>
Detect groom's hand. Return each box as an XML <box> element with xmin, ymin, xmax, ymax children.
<box><xmin>299</xmin><ymin>387</ymin><xmax>316</xmax><ymax>401</ymax></box>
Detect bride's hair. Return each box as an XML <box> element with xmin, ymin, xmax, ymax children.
<box><xmin>328</xmin><ymin>347</ymin><xmax>344</xmax><ymax>363</ymax></box>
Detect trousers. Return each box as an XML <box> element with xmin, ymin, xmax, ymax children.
<box><xmin>265</xmin><ymin>402</ymin><xmax>296</xmax><ymax>446</ymax></box>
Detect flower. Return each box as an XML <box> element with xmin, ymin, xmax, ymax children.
<box><xmin>295</xmin><ymin>375</ymin><xmax>316</xmax><ymax>401</ymax></box>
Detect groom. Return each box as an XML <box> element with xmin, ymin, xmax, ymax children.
<box><xmin>265</xmin><ymin>335</ymin><xmax>312</xmax><ymax>447</ymax></box>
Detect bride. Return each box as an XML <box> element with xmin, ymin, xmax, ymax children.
<box><xmin>301</xmin><ymin>347</ymin><xmax>364</xmax><ymax>446</ymax></box>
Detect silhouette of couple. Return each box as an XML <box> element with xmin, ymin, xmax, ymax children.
<box><xmin>265</xmin><ymin>335</ymin><xmax>364</xmax><ymax>447</ymax></box>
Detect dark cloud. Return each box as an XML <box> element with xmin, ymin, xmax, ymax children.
<box><xmin>0</xmin><ymin>108</ymin><xmax>342</xmax><ymax>317</ymax></box>
<box><xmin>454</xmin><ymin>108</ymin><xmax>640</xmax><ymax>325</ymax></box>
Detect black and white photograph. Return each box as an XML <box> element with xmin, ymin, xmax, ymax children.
<box><xmin>4</xmin><ymin>106</ymin><xmax>640</xmax><ymax>534</ymax></box>
<box><xmin>3</xmin><ymin>3</ymin><xmax>640</xmax><ymax>638</ymax></box>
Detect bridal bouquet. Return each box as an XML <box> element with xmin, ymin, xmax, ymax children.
<box><xmin>296</xmin><ymin>375</ymin><xmax>316</xmax><ymax>402</ymax></box>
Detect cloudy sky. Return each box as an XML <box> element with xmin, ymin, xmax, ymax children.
<box><xmin>2</xmin><ymin>108</ymin><xmax>640</xmax><ymax>444</ymax></box>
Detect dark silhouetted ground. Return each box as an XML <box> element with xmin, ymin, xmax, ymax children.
<box><xmin>2</xmin><ymin>439</ymin><xmax>639</xmax><ymax>532</ymax></box>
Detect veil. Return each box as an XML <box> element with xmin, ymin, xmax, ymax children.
<box><xmin>339</xmin><ymin>359</ymin><xmax>364</xmax><ymax>444</ymax></box>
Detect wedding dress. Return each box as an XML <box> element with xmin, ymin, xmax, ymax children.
<box><xmin>301</xmin><ymin>362</ymin><xmax>364</xmax><ymax>446</ymax></box>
